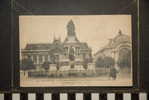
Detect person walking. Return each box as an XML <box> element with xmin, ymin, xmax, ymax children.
<box><xmin>109</xmin><ymin>66</ymin><xmax>118</xmax><ymax>80</ymax></box>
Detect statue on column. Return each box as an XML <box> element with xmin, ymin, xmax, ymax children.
<box><xmin>69</xmin><ymin>46</ymin><xmax>75</xmax><ymax>68</ymax></box>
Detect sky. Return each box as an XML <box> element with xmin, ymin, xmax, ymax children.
<box><xmin>19</xmin><ymin>15</ymin><xmax>132</xmax><ymax>54</ymax></box>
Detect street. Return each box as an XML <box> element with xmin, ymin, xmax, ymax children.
<box><xmin>20</xmin><ymin>72</ymin><xmax>132</xmax><ymax>87</ymax></box>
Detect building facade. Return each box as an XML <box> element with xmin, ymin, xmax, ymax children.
<box><xmin>21</xmin><ymin>20</ymin><xmax>92</xmax><ymax>71</ymax></box>
<box><xmin>94</xmin><ymin>30</ymin><xmax>132</xmax><ymax>69</ymax></box>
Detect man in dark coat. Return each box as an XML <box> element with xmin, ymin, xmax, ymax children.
<box><xmin>109</xmin><ymin>66</ymin><xmax>118</xmax><ymax>80</ymax></box>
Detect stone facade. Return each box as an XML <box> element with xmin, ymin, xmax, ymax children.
<box><xmin>94</xmin><ymin>30</ymin><xmax>132</xmax><ymax>69</ymax></box>
<box><xmin>21</xmin><ymin>20</ymin><xmax>93</xmax><ymax>71</ymax></box>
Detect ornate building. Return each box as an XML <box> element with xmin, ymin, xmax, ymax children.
<box><xmin>21</xmin><ymin>20</ymin><xmax>92</xmax><ymax>70</ymax></box>
<box><xmin>94</xmin><ymin>30</ymin><xmax>132</xmax><ymax>68</ymax></box>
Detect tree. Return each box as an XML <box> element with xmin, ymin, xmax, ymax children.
<box><xmin>95</xmin><ymin>57</ymin><xmax>105</xmax><ymax>68</ymax></box>
<box><xmin>95</xmin><ymin>56</ymin><xmax>115</xmax><ymax>68</ymax></box>
<box><xmin>20</xmin><ymin>58</ymin><xmax>35</xmax><ymax>71</ymax></box>
<box><xmin>103</xmin><ymin>56</ymin><xmax>115</xmax><ymax>68</ymax></box>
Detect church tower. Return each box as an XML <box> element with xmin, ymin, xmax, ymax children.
<box><xmin>64</xmin><ymin>20</ymin><xmax>79</xmax><ymax>43</ymax></box>
<box><xmin>67</xmin><ymin>19</ymin><xmax>76</xmax><ymax>37</ymax></box>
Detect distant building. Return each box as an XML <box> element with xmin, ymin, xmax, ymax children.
<box><xmin>21</xmin><ymin>20</ymin><xmax>92</xmax><ymax>70</ymax></box>
<box><xmin>94</xmin><ymin>30</ymin><xmax>132</xmax><ymax>68</ymax></box>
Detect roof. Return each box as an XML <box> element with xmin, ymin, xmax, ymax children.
<box><xmin>94</xmin><ymin>31</ymin><xmax>131</xmax><ymax>56</ymax></box>
<box><xmin>64</xmin><ymin>36</ymin><xmax>79</xmax><ymax>43</ymax></box>
<box><xmin>109</xmin><ymin>33</ymin><xmax>131</xmax><ymax>48</ymax></box>
<box><xmin>80</xmin><ymin>43</ymin><xmax>89</xmax><ymax>49</ymax></box>
<box><xmin>24</xmin><ymin>43</ymin><xmax>52</xmax><ymax>50</ymax></box>
<box><xmin>63</xmin><ymin>42</ymin><xmax>89</xmax><ymax>49</ymax></box>
<box><xmin>24</xmin><ymin>41</ymin><xmax>90</xmax><ymax>51</ymax></box>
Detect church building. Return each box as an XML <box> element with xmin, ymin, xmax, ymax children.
<box><xmin>21</xmin><ymin>20</ymin><xmax>93</xmax><ymax>71</ymax></box>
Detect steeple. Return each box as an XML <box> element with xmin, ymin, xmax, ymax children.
<box><xmin>64</xmin><ymin>20</ymin><xmax>79</xmax><ymax>43</ymax></box>
<box><xmin>67</xmin><ymin>20</ymin><xmax>76</xmax><ymax>37</ymax></box>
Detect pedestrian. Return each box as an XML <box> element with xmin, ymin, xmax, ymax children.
<box><xmin>109</xmin><ymin>66</ymin><xmax>118</xmax><ymax>80</ymax></box>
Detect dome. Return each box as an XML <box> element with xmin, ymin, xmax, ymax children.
<box><xmin>104</xmin><ymin>30</ymin><xmax>131</xmax><ymax>49</ymax></box>
<box><xmin>114</xmin><ymin>30</ymin><xmax>131</xmax><ymax>42</ymax></box>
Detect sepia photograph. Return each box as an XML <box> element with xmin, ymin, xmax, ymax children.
<box><xmin>19</xmin><ymin>15</ymin><xmax>133</xmax><ymax>87</ymax></box>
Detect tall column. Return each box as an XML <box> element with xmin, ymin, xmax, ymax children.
<box><xmin>42</xmin><ymin>55</ymin><xmax>45</xmax><ymax>63</ymax></box>
<box><xmin>48</xmin><ymin>55</ymin><xmax>50</xmax><ymax>62</ymax></box>
<box><xmin>36</xmin><ymin>55</ymin><xmax>40</xmax><ymax>71</ymax></box>
<box><xmin>113</xmin><ymin>49</ymin><xmax>119</xmax><ymax>70</ymax></box>
<box><xmin>33</xmin><ymin>55</ymin><xmax>35</xmax><ymax>64</ymax></box>
<box><xmin>34</xmin><ymin>55</ymin><xmax>37</xmax><ymax>64</ymax></box>
<box><xmin>39</xmin><ymin>55</ymin><xmax>41</xmax><ymax>64</ymax></box>
<box><xmin>37</xmin><ymin>55</ymin><xmax>39</xmax><ymax>64</ymax></box>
